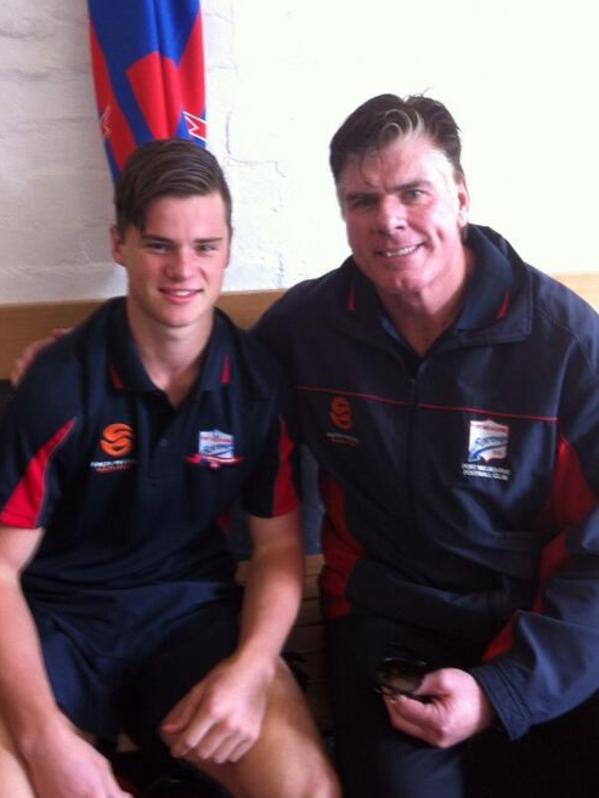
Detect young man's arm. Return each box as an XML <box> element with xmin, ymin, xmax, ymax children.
<box><xmin>0</xmin><ymin>525</ymin><xmax>131</xmax><ymax>798</ymax></box>
<box><xmin>161</xmin><ymin>507</ymin><xmax>304</xmax><ymax>764</ymax></box>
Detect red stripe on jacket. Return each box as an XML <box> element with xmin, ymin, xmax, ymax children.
<box><xmin>483</xmin><ymin>434</ymin><xmax>597</xmax><ymax>662</ymax></box>
<box><xmin>319</xmin><ymin>474</ymin><xmax>366</xmax><ymax>619</ymax></box>
<box><xmin>0</xmin><ymin>420</ymin><xmax>76</xmax><ymax>529</ymax></box>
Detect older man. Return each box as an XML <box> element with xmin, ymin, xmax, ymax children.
<box><xmin>255</xmin><ymin>94</ymin><xmax>599</xmax><ymax>796</ymax></box>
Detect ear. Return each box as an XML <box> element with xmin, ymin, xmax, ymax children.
<box><xmin>456</xmin><ymin>178</ymin><xmax>470</xmax><ymax>228</ymax></box>
<box><xmin>224</xmin><ymin>233</ymin><xmax>232</xmax><ymax>269</ymax></box>
<box><xmin>335</xmin><ymin>183</ymin><xmax>347</xmax><ymax>221</ymax></box>
<box><xmin>110</xmin><ymin>225</ymin><xmax>126</xmax><ymax>267</ymax></box>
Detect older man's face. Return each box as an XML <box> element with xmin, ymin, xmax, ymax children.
<box><xmin>337</xmin><ymin>134</ymin><xmax>469</xmax><ymax>305</ymax></box>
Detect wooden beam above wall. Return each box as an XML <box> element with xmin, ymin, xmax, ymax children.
<box><xmin>1</xmin><ymin>274</ymin><xmax>598</xmax><ymax>380</ymax></box>
<box><xmin>0</xmin><ymin>289</ymin><xmax>285</xmax><ymax>379</ymax></box>
<box><xmin>553</xmin><ymin>273</ymin><xmax>599</xmax><ymax>312</ymax></box>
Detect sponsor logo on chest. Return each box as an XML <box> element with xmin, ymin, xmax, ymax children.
<box><xmin>462</xmin><ymin>418</ymin><xmax>511</xmax><ymax>481</ymax></box>
<box><xmin>186</xmin><ymin>429</ymin><xmax>244</xmax><ymax>469</ymax></box>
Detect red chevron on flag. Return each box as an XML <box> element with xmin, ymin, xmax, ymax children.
<box><xmin>127</xmin><ymin>13</ymin><xmax>206</xmax><ymax>142</ymax></box>
<box><xmin>89</xmin><ymin>23</ymin><xmax>136</xmax><ymax>171</ymax></box>
<box><xmin>87</xmin><ymin>0</ymin><xmax>206</xmax><ymax>181</ymax></box>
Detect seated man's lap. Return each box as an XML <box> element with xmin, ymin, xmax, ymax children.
<box><xmin>31</xmin><ymin>592</ymin><xmax>241</xmax><ymax>749</ymax></box>
<box><xmin>32</xmin><ymin>607</ymin><xmax>128</xmax><ymax>740</ymax></box>
<box><xmin>326</xmin><ymin>611</ymin><xmax>599</xmax><ymax>797</ymax></box>
<box><xmin>124</xmin><ymin>599</ymin><xmax>241</xmax><ymax>753</ymax></box>
<box><xmin>326</xmin><ymin>612</ymin><xmax>467</xmax><ymax>798</ymax></box>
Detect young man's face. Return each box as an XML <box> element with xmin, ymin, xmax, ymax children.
<box><xmin>337</xmin><ymin>134</ymin><xmax>469</xmax><ymax>303</ymax></box>
<box><xmin>111</xmin><ymin>193</ymin><xmax>230</xmax><ymax>337</ymax></box>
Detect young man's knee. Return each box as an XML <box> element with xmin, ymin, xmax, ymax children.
<box><xmin>298</xmin><ymin>765</ymin><xmax>341</xmax><ymax>798</ymax></box>
<box><xmin>203</xmin><ymin>759</ymin><xmax>341</xmax><ymax>798</ymax></box>
<box><xmin>176</xmin><ymin>732</ymin><xmax>341</xmax><ymax>798</ymax></box>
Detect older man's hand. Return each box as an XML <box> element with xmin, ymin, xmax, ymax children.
<box><xmin>11</xmin><ymin>328</ymin><xmax>71</xmax><ymax>387</ymax></box>
<box><xmin>382</xmin><ymin>667</ymin><xmax>495</xmax><ymax>748</ymax></box>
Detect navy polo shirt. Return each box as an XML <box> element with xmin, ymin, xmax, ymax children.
<box><xmin>0</xmin><ymin>299</ymin><xmax>299</xmax><ymax>604</ymax></box>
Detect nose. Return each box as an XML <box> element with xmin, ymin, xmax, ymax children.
<box><xmin>166</xmin><ymin>247</ymin><xmax>194</xmax><ymax>280</ymax></box>
<box><xmin>375</xmin><ymin>196</ymin><xmax>406</xmax><ymax>234</ymax></box>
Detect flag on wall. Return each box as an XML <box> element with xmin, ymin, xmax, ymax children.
<box><xmin>87</xmin><ymin>0</ymin><xmax>206</xmax><ymax>181</ymax></box>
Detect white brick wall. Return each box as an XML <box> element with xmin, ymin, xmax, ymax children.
<box><xmin>1</xmin><ymin>0</ymin><xmax>598</xmax><ymax>302</ymax></box>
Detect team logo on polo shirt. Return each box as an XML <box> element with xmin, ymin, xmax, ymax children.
<box><xmin>329</xmin><ymin>397</ymin><xmax>352</xmax><ymax>431</ymax></box>
<box><xmin>100</xmin><ymin>423</ymin><xmax>134</xmax><ymax>456</ymax></box>
<box><xmin>462</xmin><ymin>418</ymin><xmax>511</xmax><ymax>481</ymax></box>
<box><xmin>90</xmin><ymin>423</ymin><xmax>137</xmax><ymax>473</ymax></box>
<box><xmin>186</xmin><ymin>429</ymin><xmax>244</xmax><ymax>469</ymax></box>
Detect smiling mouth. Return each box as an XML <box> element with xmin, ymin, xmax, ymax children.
<box><xmin>160</xmin><ymin>288</ymin><xmax>202</xmax><ymax>297</ymax></box>
<box><xmin>379</xmin><ymin>244</ymin><xmax>421</xmax><ymax>258</ymax></box>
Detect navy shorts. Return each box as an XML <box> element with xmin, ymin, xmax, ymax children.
<box><xmin>29</xmin><ymin>582</ymin><xmax>241</xmax><ymax>745</ymax></box>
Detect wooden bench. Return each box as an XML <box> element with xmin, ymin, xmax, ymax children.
<box><xmin>2</xmin><ymin>273</ymin><xmax>599</xmax><ymax>737</ymax></box>
<box><xmin>0</xmin><ymin>291</ymin><xmax>285</xmax><ymax>379</ymax></box>
<box><xmin>2</xmin><ymin>275</ymin><xmax>599</xmax><ymax>377</ymax></box>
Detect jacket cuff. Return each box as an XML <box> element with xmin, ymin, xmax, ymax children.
<box><xmin>471</xmin><ymin>662</ymin><xmax>533</xmax><ymax>740</ymax></box>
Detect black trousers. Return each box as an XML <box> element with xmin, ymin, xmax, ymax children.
<box><xmin>327</xmin><ymin>612</ymin><xmax>599</xmax><ymax>798</ymax></box>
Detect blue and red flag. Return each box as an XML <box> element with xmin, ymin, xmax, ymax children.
<box><xmin>87</xmin><ymin>0</ymin><xmax>206</xmax><ymax>181</ymax></box>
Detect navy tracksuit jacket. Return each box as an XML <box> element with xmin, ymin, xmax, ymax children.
<box><xmin>255</xmin><ymin>224</ymin><xmax>599</xmax><ymax>740</ymax></box>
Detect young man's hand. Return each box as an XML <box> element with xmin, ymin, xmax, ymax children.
<box><xmin>24</xmin><ymin>719</ymin><xmax>132</xmax><ymax>798</ymax></box>
<box><xmin>382</xmin><ymin>667</ymin><xmax>495</xmax><ymax>748</ymax></box>
<box><xmin>160</xmin><ymin>653</ymin><xmax>277</xmax><ymax>765</ymax></box>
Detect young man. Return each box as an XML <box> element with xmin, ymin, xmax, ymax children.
<box><xmin>0</xmin><ymin>140</ymin><xmax>339</xmax><ymax>798</ymax></box>
<box><xmin>254</xmin><ymin>95</ymin><xmax>599</xmax><ymax>796</ymax></box>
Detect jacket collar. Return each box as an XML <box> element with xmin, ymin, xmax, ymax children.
<box><xmin>334</xmin><ymin>224</ymin><xmax>533</xmax><ymax>351</ymax></box>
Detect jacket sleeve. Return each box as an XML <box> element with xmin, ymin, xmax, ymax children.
<box><xmin>252</xmin><ymin>299</ymin><xmax>296</xmax><ymax>384</ymax></box>
<box><xmin>472</xmin><ymin>331</ymin><xmax>599</xmax><ymax>739</ymax></box>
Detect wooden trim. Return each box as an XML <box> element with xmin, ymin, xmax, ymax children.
<box><xmin>0</xmin><ymin>289</ymin><xmax>285</xmax><ymax>379</ymax></box>
<box><xmin>2</xmin><ymin>274</ymin><xmax>599</xmax><ymax>379</ymax></box>
<box><xmin>552</xmin><ymin>273</ymin><xmax>599</xmax><ymax>312</ymax></box>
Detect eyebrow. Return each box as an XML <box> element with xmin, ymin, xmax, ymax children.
<box><xmin>398</xmin><ymin>179</ymin><xmax>434</xmax><ymax>191</ymax></box>
<box><xmin>343</xmin><ymin>179</ymin><xmax>434</xmax><ymax>202</ymax></box>
<box><xmin>141</xmin><ymin>233</ymin><xmax>225</xmax><ymax>245</ymax></box>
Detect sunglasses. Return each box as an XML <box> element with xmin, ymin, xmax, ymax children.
<box><xmin>374</xmin><ymin>655</ymin><xmax>430</xmax><ymax>699</ymax></box>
